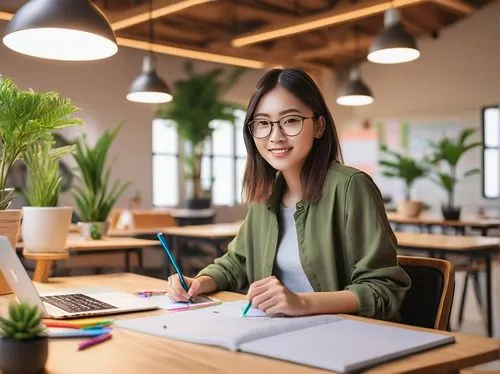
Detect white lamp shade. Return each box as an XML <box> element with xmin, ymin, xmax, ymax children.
<box><xmin>127</xmin><ymin>54</ymin><xmax>173</xmax><ymax>104</ymax></box>
<box><xmin>3</xmin><ymin>0</ymin><xmax>117</xmax><ymax>61</ymax></box>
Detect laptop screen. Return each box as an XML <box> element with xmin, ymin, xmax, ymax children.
<box><xmin>0</xmin><ymin>236</ymin><xmax>48</xmax><ymax>315</ymax></box>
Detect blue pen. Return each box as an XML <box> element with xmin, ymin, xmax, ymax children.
<box><xmin>157</xmin><ymin>233</ymin><xmax>190</xmax><ymax>293</ymax></box>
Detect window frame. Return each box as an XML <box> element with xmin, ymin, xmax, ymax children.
<box><xmin>481</xmin><ymin>105</ymin><xmax>500</xmax><ymax>199</ymax></box>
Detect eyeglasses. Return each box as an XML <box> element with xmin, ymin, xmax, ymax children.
<box><xmin>248</xmin><ymin>114</ymin><xmax>314</xmax><ymax>139</ymax></box>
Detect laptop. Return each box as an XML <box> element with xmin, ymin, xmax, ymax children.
<box><xmin>0</xmin><ymin>236</ymin><xmax>158</xmax><ymax>319</ymax></box>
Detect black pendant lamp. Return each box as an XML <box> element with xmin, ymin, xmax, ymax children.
<box><xmin>367</xmin><ymin>8</ymin><xmax>420</xmax><ymax>64</ymax></box>
<box><xmin>126</xmin><ymin>0</ymin><xmax>172</xmax><ymax>104</ymax></box>
<box><xmin>3</xmin><ymin>0</ymin><xmax>117</xmax><ymax>61</ymax></box>
<box><xmin>336</xmin><ymin>67</ymin><xmax>374</xmax><ymax>106</ymax></box>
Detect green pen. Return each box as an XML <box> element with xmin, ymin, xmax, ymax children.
<box><xmin>241</xmin><ymin>302</ymin><xmax>251</xmax><ymax>318</ymax></box>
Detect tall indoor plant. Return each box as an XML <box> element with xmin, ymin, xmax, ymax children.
<box><xmin>21</xmin><ymin>137</ymin><xmax>76</xmax><ymax>252</ymax></box>
<box><xmin>0</xmin><ymin>78</ymin><xmax>82</xmax><ymax>294</ymax></box>
<box><xmin>379</xmin><ymin>145</ymin><xmax>428</xmax><ymax>217</ymax></box>
<box><xmin>72</xmin><ymin>123</ymin><xmax>130</xmax><ymax>239</ymax></box>
<box><xmin>426</xmin><ymin>128</ymin><xmax>481</xmax><ymax>220</ymax></box>
<box><xmin>156</xmin><ymin>62</ymin><xmax>244</xmax><ymax>208</ymax></box>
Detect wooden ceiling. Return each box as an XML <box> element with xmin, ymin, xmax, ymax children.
<box><xmin>0</xmin><ymin>0</ymin><xmax>494</xmax><ymax>71</ymax></box>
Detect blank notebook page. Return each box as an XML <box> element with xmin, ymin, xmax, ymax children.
<box><xmin>239</xmin><ymin>319</ymin><xmax>455</xmax><ymax>373</ymax></box>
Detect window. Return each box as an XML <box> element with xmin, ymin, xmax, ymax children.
<box><xmin>482</xmin><ymin>105</ymin><xmax>500</xmax><ymax>199</ymax></box>
<box><xmin>152</xmin><ymin>111</ymin><xmax>246</xmax><ymax>207</ymax></box>
<box><xmin>152</xmin><ymin>119</ymin><xmax>179</xmax><ymax>207</ymax></box>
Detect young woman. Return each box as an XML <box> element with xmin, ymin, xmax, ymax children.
<box><xmin>166</xmin><ymin>68</ymin><xmax>411</xmax><ymax>321</ymax></box>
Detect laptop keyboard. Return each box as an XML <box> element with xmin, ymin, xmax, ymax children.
<box><xmin>41</xmin><ymin>294</ymin><xmax>117</xmax><ymax>313</ymax></box>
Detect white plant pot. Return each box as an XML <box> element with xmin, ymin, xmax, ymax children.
<box><xmin>22</xmin><ymin>207</ymin><xmax>72</xmax><ymax>253</ymax></box>
<box><xmin>396</xmin><ymin>200</ymin><xmax>423</xmax><ymax>218</ymax></box>
<box><xmin>78</xmin><ymin>222</ymin><xmax>109</xmax><ymax>240</ymax></box>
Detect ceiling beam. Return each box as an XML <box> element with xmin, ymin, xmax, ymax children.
<box><xmin>295</xmin><ymin>36</ymin><xmax>372</xmax><ymax>61</ymax></box>
<box><xmin>109</xmin><ymin>0</ymin><xmax>214</xmax><ymax>31</ymax></box>
<box><xmin>230</xmin><ymin>0</ymin><xmax>426</xmax><ymax>47</ymax></box>
<box><xmin>233</xmin><ymin>2</ymin><xmax>296</xmax><ymax>23</ymax></box>
<box><xmin>0</xmin><ymin>11</ymin><xmax>12</xmax><ymax>21</ymax></box>
<box><xmin>430</xmin><ymin>0</ymin><xmax>474</xmax><ymax>15</ymax></box>
<box><xmin>117</xmin><ymin>37</ymin><xmax>267</xmax><ymax>69</ymax></box>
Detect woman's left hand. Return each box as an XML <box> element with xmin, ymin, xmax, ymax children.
<box><xmin>246</xmin><ymin>276</ymin><xmax>308</xmax><ymax>316</ymax></box>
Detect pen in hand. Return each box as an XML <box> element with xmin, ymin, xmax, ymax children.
<box><xmin>241</xmin><ymin>302</ymin><xmax>251</xmax><ymax>318</ymax></box>
<box><xmin>157</xmin><ymin>233</ymin><xmax>192</xmax><ymax>301</ymax></box>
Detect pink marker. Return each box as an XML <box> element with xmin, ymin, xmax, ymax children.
<box><xmin>77</xmin><ymin>332</ymin><xmax>112</xmax><ymax>351</ymax></box>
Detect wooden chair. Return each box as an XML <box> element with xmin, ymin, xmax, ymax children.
<box><xmin>131</xmin><ymin>211</ymin><xmax>177</xmax><ymax>229</ymax></box>
<box><xmin>107</xmin><ymin>209</ymin><xmax>122</xmax><ymax>229</ymax></box>
<box><xmin>398</xmin><ymin>255</ymin><xmax>455</xmax><ymax>331</ymax></box>
<box><xmin>130</xmin><ymin>211</ymin><xmax>177</xmax><ymax>271</ymax></box>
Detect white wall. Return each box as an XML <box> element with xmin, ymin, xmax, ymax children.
<box><xmin>343</xmin><ymin>1</ymin><xmax>500</xmax><ymax>213</ymax></box>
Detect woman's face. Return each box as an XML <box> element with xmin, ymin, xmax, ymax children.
<box><xmin>251</xmin><ymin>86</ymin><xmax>324</xmax><ymax>175</ymax></box>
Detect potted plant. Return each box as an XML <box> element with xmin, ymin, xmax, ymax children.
<box><xmin>379</xmin><ymin>144</ymin><xmax>427</xmax><ymax>217</ymax></box>
<box><xmin>0</xmin><ymin>78</ymin><xmax>82</xmax><ymax>294</ymax></box>
<box><xmin>156</xmin><ymin>62</ymin><xmax>244</xmax><ymax>209</ymax></box>
<box><xmin>21</xmin><ymin>137</ymin><xmax>76</xmax><ymax>253</ymax></box>
<box><xmin>425</xmin><ymin>128</ymin><xmax>481</xmax><ymax>220</ymax></box>
<box><xmin>72</xmin><ymin>123</ymin><xmax>131</xmax><ymax>239</ymax></box>
<box><xmin>0</xmin><ymin>302</ymin><xmax>48</xmax><ymax>374</ymax></box>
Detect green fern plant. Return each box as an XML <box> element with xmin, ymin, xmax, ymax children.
<box><xmin>0</xmin><ymin>78</ymin><xmax>82</xmax><ymax>209</ymax></box>
<box><xmin>22</xmin><ymin>136</ymin><xmax>76</xmax><ymax>207</ymax></box>
<box><xmin>72</xmin><ymin>123</ymin><xmax>131</xmax><ymax>222</ymax></box>
<box><xmin>0</xmin><ymin>302</ymin><xmax>46</xmax><ymax>340</ymax></box>
<box><xmin>156</xmin><ymin>62</ymin><xmax>244</xmax><ymax>199</ymax></box>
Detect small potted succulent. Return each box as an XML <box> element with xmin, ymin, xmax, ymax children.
<box><xmin>72</xmin><ymin>123</ymin><xmax>131</xmax><ymax>239</ymax></box>
<box><xmin>0</xmin><ymin>302</ymin><xmax>48</xmax><ymax>374</ymax></box>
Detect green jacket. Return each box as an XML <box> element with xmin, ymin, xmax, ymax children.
<box><xmin>197</xmin><ymin>163</ymin><xmax>411</xmax><ymax>321</ymax></box>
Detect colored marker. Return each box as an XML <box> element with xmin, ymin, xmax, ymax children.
<box><xmin>77</xmin><ymin>332</ymin><xmax>112</xmax><ymax>351</ymax></box>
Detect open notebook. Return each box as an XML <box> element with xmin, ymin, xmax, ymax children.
<box><xmin>116</xmin><ymin>301</ymin><xmax>455</xmax><ymax>373</ymax></box>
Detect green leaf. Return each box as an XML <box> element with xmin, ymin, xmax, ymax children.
<box><xmin>71</xmin><ymin>123</ymin><xmax>130</xmax><ymax>222</ymax></box>
<box><xmin>0</xmin><ymin>78</ymin><xmax>82</xmax><ymax>209</ymax></box>
<box><xmin>378</xmin><ymin>146</ymin><xmax>427</xmax><ymax>198</ymax></box>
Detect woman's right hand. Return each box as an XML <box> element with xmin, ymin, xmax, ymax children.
<box><xmin>166</xmin><ymin>274</ymin><xmax>201</xmax><ymax>302</ymax></box>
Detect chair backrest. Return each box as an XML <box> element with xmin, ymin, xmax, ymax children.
<box><xmin>398</xmin><ymin>255</ymin><xmax>455</xmax><ymax>331</ymax></box>
<box><xmin>131</xmin><ymin>211</ymin><xmax>177</xmax><ymax>229</ymax></box>
<box><xmin>107</xmin><ymin>209</ymin><xmax>122</xmax><ymax>229</ymax></box>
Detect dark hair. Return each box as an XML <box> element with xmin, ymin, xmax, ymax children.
<box><xmin>242</xmin><ymin>67</ymin><xmax>343</xmax><ymax>204</ymax></box>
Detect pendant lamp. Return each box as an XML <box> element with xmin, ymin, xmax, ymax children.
<box><xmin>3</xmin><ymin>0</ymin><xmax>117</xmax><ymax>61</ymax></box>
<box><xmin>126</xmin><ymin>0</ymin><xmax>172</xmax><ymax>104</ymax></box>
<box><xmin>336</xmin><ymin>67</ymin><xmax>374</xmax><ymax>106</ymax></box>
<box><xmin>367</xmin><ymin>8</ymin><xmax>420</xmax><ymax>64</ymax></box>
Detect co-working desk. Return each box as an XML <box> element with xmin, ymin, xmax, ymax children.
<box><xmin>0</xmin><ymin>273</ymin><xmax>498</xmax><ymax>373</ymax></box>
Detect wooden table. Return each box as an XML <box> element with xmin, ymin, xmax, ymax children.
<box><xmin>0</xmin><ymin>273</ymin><xmax>498</xmax><ymax>373</ymax></box>
<box><xmin>19</xmin><ymin>236</ymin><xmax>159</xmax><ymax>282</ymax></box>
<box><xmin>387</xmin><ymin>212</ymin><xmax>500</xmax><ymax>236</ymax></box>
<box><xmin>127</xmin><ymin>221</ymin><xmax>500</xmax><ymax>337</ymax></box>
<box><xmin>395</xmin><ymin>231</ymin><xmax>500</xmax><ymax>337</ymax></box>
